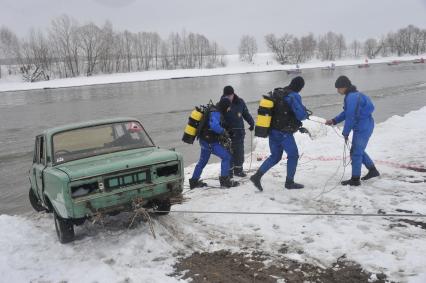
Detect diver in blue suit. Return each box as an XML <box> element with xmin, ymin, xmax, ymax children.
<box><xmin>250</xmin><ymin>76</ymin><xmax>308</xmax><ymax>191</ymax></box>
<box><xmin>326</xmin><ymin>75</ymin><xmax>380</xmax><ymax>186</ymax></box>
<box><xmin>189</xmin><ymin>98</ymin><xmax>240</xmax><ymax>189</ymax></box>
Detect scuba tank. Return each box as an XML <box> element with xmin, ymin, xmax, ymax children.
<box><xmin>182</xmin><ymin>107</ymin><xmax>204</xmax><ymax>144</ymax></box>
<box><xmin>254</xmin><ymin>95</ymin><xmax>275</xmax><ymax>137</ymax></box>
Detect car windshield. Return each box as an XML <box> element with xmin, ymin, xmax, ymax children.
<box><xmin>52</xmin><ymin>121</ymin><xmax>154</xmax><ymax>164</ymax></box>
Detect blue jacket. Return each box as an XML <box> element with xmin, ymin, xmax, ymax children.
<box><xmin>284</xmin><ymin>91</ymin><xmax>308</xmax><ymax>121</ymax></box>
<box><xmin>222</xmin><ymin>94</ymin><xmax>254</xmax><ymax>139</ymax></box>
<box><xmin>333</xmin><ymin>91</ymin><xmax>375</xmax><ymax>136</ymax></box>
<box><xmin>209</xmin><ymin>110</ymin><xmax>225</xmax><ymax>135</ymax></box>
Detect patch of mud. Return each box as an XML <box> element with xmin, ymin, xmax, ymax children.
<box><xmin>172</xmin><ymin>250</ymin><xmax>388</xmax><ymax>283</ymax></box>
<box><xmin>398</xmin><ymin>219</ymin><xmax>426</xmax><ymax>230</ymax></box>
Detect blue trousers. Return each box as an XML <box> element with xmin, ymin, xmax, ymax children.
<box><xmin>192</xmin><ymin>139</ymin><xmax>232</xmax><ymax>179</ymax></box>
<box><xmin>258</xmin><ymin>130</ymin><xmax>299</xmax><ymax>181</ymax></box>
<box><xmin>351</xmin><ymin>129</ymin><xmax>375</xmax><ymax>177</ymax></box>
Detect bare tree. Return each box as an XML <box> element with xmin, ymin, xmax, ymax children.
<box><xmin>265</xmin><ymin>33</ymin><xmax>293</xmax><ymax>64</ymax></box>
<box><xmin>195</xmin><ymin>34</ymin><xmax>209</xmax><ymax>68</ymax></box>
<box><xmin>239</xmin><ymin>35</ymin><xmax>257</xmax><ymax>63</ymax></box>
<box><xmin>0</xmin><ymin>26</ymin><xmax>21</xmax><ymax>78</ymax></box>
<box><xmin>122</xmin><ymin>30</ymin><xmax>133</xmax><ymax>72</ymax></box>
<box><xmin>98</xmin><ymin>21</ymin><xmax>114</xmax><ymax>74</ymax></box>
<box><xmin>300</xmin><ymin>33</ymin><xmax>316</xmax><ymax>61</ymax></box>
<box><xmin>19</xmin><ymin>29</ymin><xmax>52</xmax><ymax>82</ymax></box>
<box><xmin>317</xmin><ymin>32</ymin><xmax>340</xmax><ymax>61</ymax></box>
<box><xmin>350</xmin><ymin>40</ymin><xmax>361</xmax><ymax>57</ymax></box>
<box><xmin>364</xmin><ymin>38</ymin><xmax>378</xmax><ymax>58</ymax></box>
<box><xmin>78</xmin><ymin>22</ymin><xmax>105</xmax><ymax>76</ymax></box>
<box><xmin>336</xmin><ymin>34</ymin><xmax>346</xmax><ymax>58</ymax></box>
<box><xmin>49</xmin><ymin>15</ymin><xmax>80</xmax><ymax>77</ymax></box>
<box><xmin>151</xmin><ymin>32</ymin><xmax>162</xmax><ymax>69</ymax></box>
<box><xmin>169</xmin><ymin>32</ymin><xmax>181</xmax><ymax>69</ymax></box>
<box><xmin>160</xmin><ymin>41</ymin><xmax>170</xmax><ymax>69</ymax></box>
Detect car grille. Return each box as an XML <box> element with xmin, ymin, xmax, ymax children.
<box><xmin>104</xmin><ymin>169</ymin><xmax>149</xmax><ymax>190</ymax></box>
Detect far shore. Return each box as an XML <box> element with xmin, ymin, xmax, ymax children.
<box><xmin>0</xmin><ymin>53</ymin><xmax>424</xmax><ymax>93</ymax></box>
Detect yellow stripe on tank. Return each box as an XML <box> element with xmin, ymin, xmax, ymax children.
<box><xmin>259</xmin><ymin>98</ymin><xmax>274</xmax><ymax>108</ymax></box>
<box><xmin>190</xmin><ymin>110</ymin><xmax>203</xmax><ymax>121</ymax></box>
<box><xmin>256</xmin><ymin>115</ymin><xmax>272</xmax><ymax>127</ymax></box>
<box><xmin>184</xmin><ymin>125</ymin><xmax>197</xmax><ymax>136</ymax></box>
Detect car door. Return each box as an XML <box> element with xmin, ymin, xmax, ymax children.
<box><xmin>32</xmin><ymin>135</ymin><xmax>47</xmax><ymax>200</ymax></box>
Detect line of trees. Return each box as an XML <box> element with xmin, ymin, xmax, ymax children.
<box><xmin>0</xmin><ymin>15</ymin><xmax>226</xmax><ymax>82</ymax></box>
<box><xmin>239</xmin><ymin>25</ymin><xmax>426</xmax><ymax>65</ymax></box>
<box><xmin>1</xmin><ymin>18</ymin><xmax>426</xmax><ymax>81</ymax></box>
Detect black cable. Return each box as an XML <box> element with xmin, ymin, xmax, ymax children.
<box><xmin>152</xmin><ymin>210</ymin><xmax>426</xmax><ymax>218</ymax></box>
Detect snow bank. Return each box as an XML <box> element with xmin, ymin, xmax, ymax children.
<box><xmin>1</xmin><ymin>53</ymin><xmax>425</xmax><ymax>93</ymax></box>
<box><xmin>1</xmin><ymin>107</ymin><xmax>425</xmax><ymax>282</ymax></box>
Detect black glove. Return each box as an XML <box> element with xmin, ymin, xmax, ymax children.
<box><xmin>228</xmin><ymin>129</ymin><xmax>234</xmax><ymax>138</ymax></box>
<box><xmin>223</xmin><ymin>130</ymin><xmax>230</xmax><ymax>139</ymax></box>
<box><xmin>299</xmin><ymin>127</ymin><xmax>308</xmax><ymax>134</ymax></box>
<box><xmin>249</xmin><ymin>124</ymin><xmax>254</xmax><ymax>131</ymax></box>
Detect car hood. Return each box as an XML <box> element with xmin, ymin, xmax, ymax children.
<box><xmin>55</xmin><ymin>147</ymin><xmax>180</xmax><ymax>181</ymax></box>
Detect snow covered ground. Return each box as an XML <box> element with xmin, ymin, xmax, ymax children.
<box><xmin>0</xmin><ymin>53</ymin><xmax>425</xmax><ymax>93</ymax></box>
<box><xmin>1</xmin><ymin>107</ymin><xmax>425</xmax><ymax>282</ymax></box>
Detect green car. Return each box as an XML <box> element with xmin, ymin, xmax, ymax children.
<box><xmin>28</xmin><ymin>118</ymin><xmax>184</xmax><ymax>243</ymax></box>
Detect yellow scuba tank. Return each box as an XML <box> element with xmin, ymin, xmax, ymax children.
<box><xmin>182</xmin><ymin>107</ymin><xmax>204</xmax><ymax>144</ymax></box>
<box><xmin>254</xmin><ymin>95</ymin><xmax>274</xmax><ymax>137</ymax></box>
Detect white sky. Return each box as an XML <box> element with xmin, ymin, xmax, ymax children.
<box><xmin>1</xmin><ymin>0</ymin><xmax>426</xmax><ymax>52</ymax></box>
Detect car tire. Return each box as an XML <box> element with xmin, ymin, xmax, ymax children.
<box><xmin>29</xmin><ymin>188</ymin><xmax>45</xmax><ymax>212</ymax></box>
<box><xmin>154</xmin><ymin>199</ymin><xmax>171</xmax><ymax>215</ymax></box>
<box><xmin>72</xmin><ymin>218</ymin><xmax>86</xmax><ymax>226</ymax></box>
<box><xmin>54</xmin><ymin>211</ymin><xmax>75</xmax><ymax>244</ymax></box>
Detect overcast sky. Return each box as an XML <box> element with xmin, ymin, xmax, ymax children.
<box><xmin>2</xmin><ymin>0</ymin><xmax>426</xmax><ymax>52</ymax></box>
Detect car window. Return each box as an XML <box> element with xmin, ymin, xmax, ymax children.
<box><xmin>52</xmin><ymin>121</ymin><xmax>154</xmax><ymax>164</ymax></box>
<box><xmin>39</xmin><ymin>136</ymin><xmax>45</xmax><ymax>164</ymax></box>
<box><xmin>35</xmin><ymin>135</ymin><xmax>46</xmax><ymax>165</ymax></box>
<box><xmin>33</xmin><ymin>137</ymin><xmax>38</xmax><ymax>163</ymax></box>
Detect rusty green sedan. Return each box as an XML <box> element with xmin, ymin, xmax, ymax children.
<box><xmin>28</xmin><ymin>118</ymin><xmax>184</xmax><ymax>243</ymax></box>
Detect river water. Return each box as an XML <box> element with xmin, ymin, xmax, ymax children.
<box><xmin>1</xmin><ymin>62</ymin><xmax>426</xmax><ymax>214</ymax></box>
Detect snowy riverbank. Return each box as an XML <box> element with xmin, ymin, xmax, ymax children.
<box><xmin>1</xmin><ymin>107</ymin><xmax>425</xmax><ymax>282</ymax></box>
<box><xmin>0</xmin><ymin>53</ymin><xmax>425</xmax><ymax>93</ymax></box>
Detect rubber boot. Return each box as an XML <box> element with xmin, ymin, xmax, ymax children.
<box><xmin>361</xmin><ymin>166</ymin><xmax>380</xmax><ymax>181</ymax></box>
<box><xmin>250</xmin><ymin>171</ymin><xmax>264</xmax><ymax>191</ymax></box>
<box><xmin>234</xmin><ymin>167</ymin><xmax>247</xmax><ymax>177</ymax></box>
<box><xmin>341</xmin><ymin>176</ymin><xmax>361</xmax><ymax>186</ymax></box>
<box><xmin>189</xmin><ymin>178</ymin><xmax>208</xmax><ymax>189</ymax></box>
<box><xmin>228</xmin><ymin>169</ymin><xmax>234</xmax><ymax>179</ymax></box>
<box><xmin>285</xmin><ymin>178</ymin><xmax>304</xmax><ymax>190</ymax></box>
<box><xmin>219</xmin><ymin>176</ymin><xmax>239</xmax><ymax>188</ymax></box>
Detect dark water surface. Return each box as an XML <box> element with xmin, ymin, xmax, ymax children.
<box><xmin>1</xmin><ymin>62</ymin><xmax>426</xmax><ymax>214</ymax></box>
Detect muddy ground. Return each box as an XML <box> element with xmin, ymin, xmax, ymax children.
<box><xmin>172</xmin><ymin>250</ymin><xmax>389</xmax><ymax>283</ymax></box>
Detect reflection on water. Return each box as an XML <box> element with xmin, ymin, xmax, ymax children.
<box><xmin>1</xmin><ymin>62</ymin><xmax>426</xmax><ymax>214</ymax></box>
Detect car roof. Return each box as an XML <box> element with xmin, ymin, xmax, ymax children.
<box><xmin>43</xmin><ymin>117</ymin><xmax>140</xmax><ymax>136</ymax></box>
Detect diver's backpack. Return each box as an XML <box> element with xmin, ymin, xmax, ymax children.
<box><xmin>182</xmin><ymin>103</ymin><xmax>213</xmax><ymax>144</ymax></box>
<box><xmin>254</xmin><ymin>87</ymin><xmax>301</xmax><ymax>137</ymax></box>
<box><xmin>270</xmin><ymin>87</ymin><xmax>302</xmax><ymax>133</ymax></box>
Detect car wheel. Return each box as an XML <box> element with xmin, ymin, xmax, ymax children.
<box><xmin>153</xmin><ymin>199</ymin><xmax>171</xmax><ymax>215</ymax></box>
<box><xmin>28</xmin><ymin>188</ymin><xmax>45</xmax><ymax>212</ymax></box>
<box><xmin>54</xmin><ymin>212</ymin><xmax>75</xmax><ymax>244</ymax></box>
<box><xmin>72</xmin><ymin>218</ymin><xmax>86</xmax><ymax>226</ymax></box>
